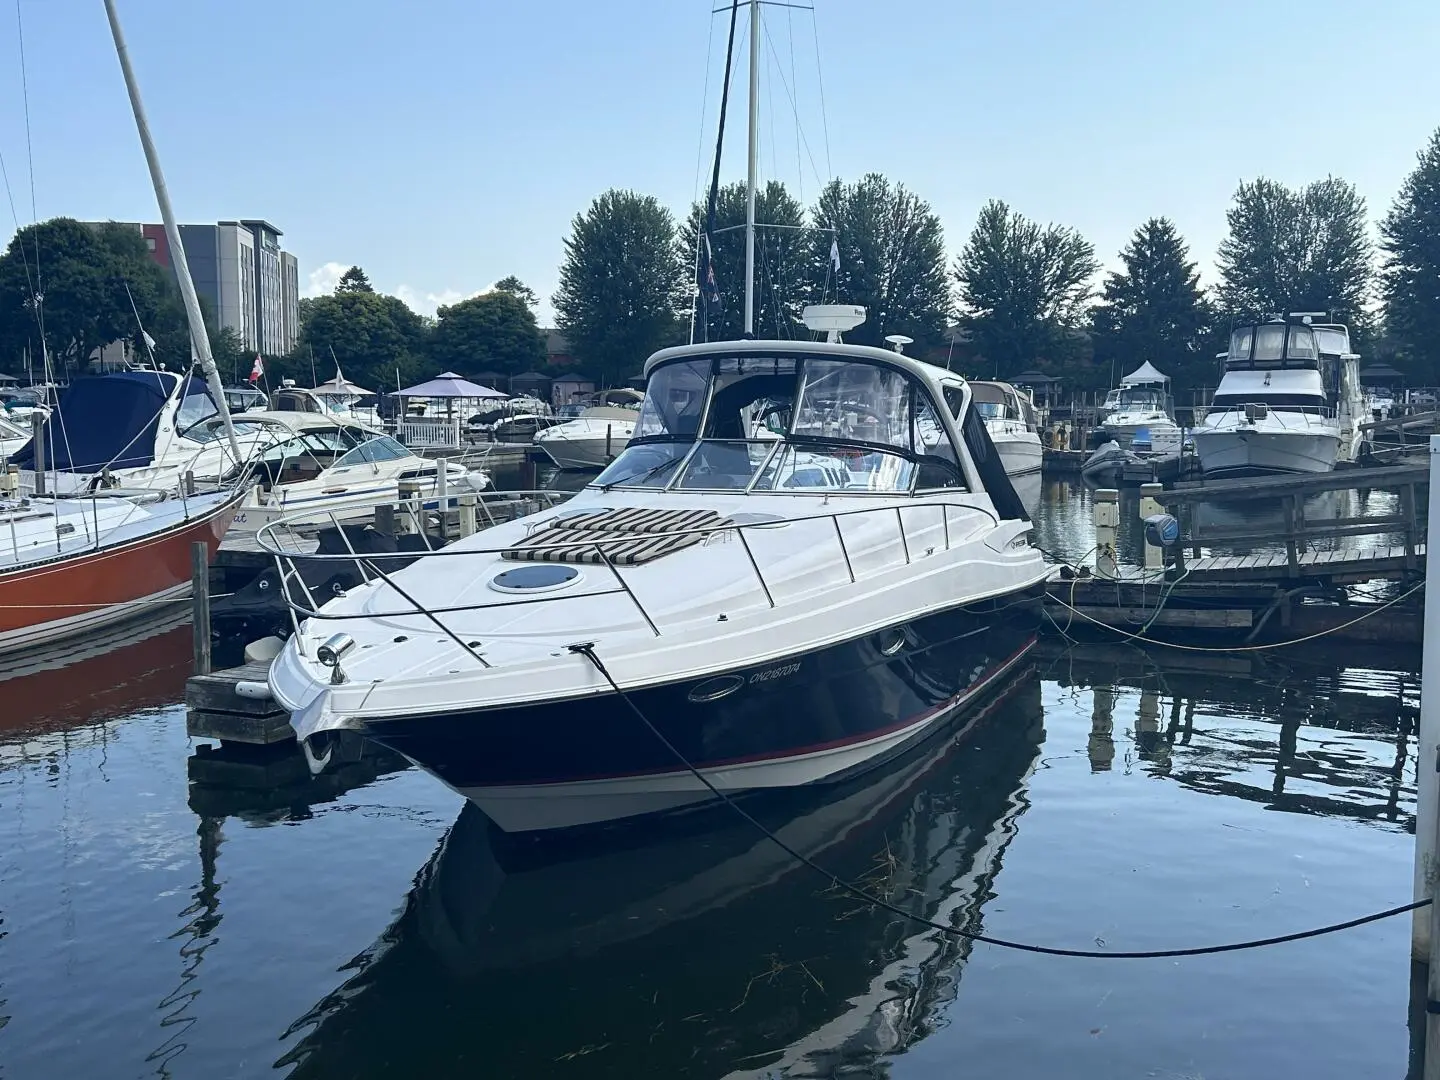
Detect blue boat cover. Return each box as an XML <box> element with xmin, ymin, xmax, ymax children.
<box><xmin>11</xmin><ymin>370</ymin><xmax>182</xmax><ymax>472</ymax></box>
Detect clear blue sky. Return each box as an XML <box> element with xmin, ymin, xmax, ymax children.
<box><xmin>3</xmin><ymin>0</ymin><xmax>1439</xmax><ymax>327</ymax></box>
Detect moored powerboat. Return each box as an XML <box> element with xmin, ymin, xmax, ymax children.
<box><xmin>226</xmin><ymin>416</ymin><xmax>488</xmax><ymax>534</ymax></box>
<box><xmin>1193</xmin><ymin>314</ymin><xmax>1363</xmax><ymax>477</ymax></box>
<box><xmin>966</xmin><ymin>381</ymin><xmax>1042</xmax><ymax>476</ymax></box>
<box><xmin>266</xmin><ymin>321</ymin><xmax>1049</xmax><ymax>833</ymax></box>
<box><xmin>1101</xmin><ymin>360</ymin><xmax>1182</xmax><ymax>449</ymax></box>
<box><xmin>532</xmin><ymin>389</ymin><xmax>643</xmax><ymax>470</ymax></box>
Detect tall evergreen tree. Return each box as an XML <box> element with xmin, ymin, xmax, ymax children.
<box><xmin>1091</xmin><ymin>217</ymin><xmax>1212</xmax><ymax>390</ymax></box>
<box><xmin>553</xmin><ymin>189</ymin><xmax>687</xmax><ymax>385</ymax></box>
<box><xmin>335</xmin><ymin>266</ymin><xmax>374</xmax><ymax>293</ymax></box>
<box><xmin>808</xmin><ymin>174</ymin><xmax>952</xmax><ymax>350</ymax></box>
<box><xmin>680</xmin><ymin>180</ymin><xmax>808</xmax><ymax>341</ymax></box>
<box><xmin>1216</xmin><ymin>176</ymin><xmax>1372</xmax><ymax>326</ymax></box>
<box><xmin>953</xmin><ymin>200</ymin><xmax>1099</xmax><ymax>379</ymax></box>
<box><xmin>1381</xmin><ymin>127</ymin><xmax>1440</xmax><ymax>383</ymax></box>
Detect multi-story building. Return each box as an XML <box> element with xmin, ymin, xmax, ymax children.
<box><xmin>95</xmin><ymin>219</ymin><xmax>301</xmax><ymax>357</ymax></box>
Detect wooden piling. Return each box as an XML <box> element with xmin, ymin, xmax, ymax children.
<box><xmin>1094</xmin><ymin>488</ymin><xmax>1119</xmax><ymax>580</ymax></box>
<box><xmin>31</xmin><ymin>411</ymin><xmax>45</xmax><ymax>496</ymax></box>
<box><xmin>190</xmin><ymin>540</ymin><xmax>211</xmax><ymax>675</ymax></box>
<box><xmin>458</xmin><ymin>492</ymin><xmax>478</xmax><ymax>537</ymax></box>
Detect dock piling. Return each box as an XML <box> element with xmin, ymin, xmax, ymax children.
<box><xmin>1094</xmin><ymin>488</ymin><xmax>1119</xmax><ymax>580</ymax></box>
<box><xmin>458</xmin><ymin>492</ymin><xmax>478</xmax><ymax>537</ymax></box>
<box><xmin>31</xmin><ymin>411</ymin><xmax>45</xmax><ymax>496</ymax></box>
<box><xmin>1139</xmin><ymin>483</ymin><xmax>1164</xmax><ymax>571</ymax></box>
<box><xmin>1416</xmin><ymin>435</ymin><xmax>1440</xmax><ymax>963</ymax></box>
<box><xmin>190</xmin><ymin>540</ymin><xmax>211</xmax><ymax>676</ymax></box>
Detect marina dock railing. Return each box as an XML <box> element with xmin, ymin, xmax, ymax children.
<box><xmin>1156</xmin><ymin>463</ymin><xmax>1428</xmax><ymax>578</ymax></box>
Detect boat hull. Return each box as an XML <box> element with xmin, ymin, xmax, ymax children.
<box><xmin>345</xmin><ymin>597</ymin><xmax>1040</xmax><ymax>832</ymax></box>
<box><xmin>1192</xmin><ymin>426</ymin><xmax>1339</xmax><ymax>477</ymax></box>
<box><xmin>0</xmin><ymin>492</ymin><xmax>240</xmax><ymax>654</ymax></box>
<box><xmin>993</xmin><ymin>435</ymin><xmax>1042</xmax><ymax>477</ymax></box>
<box><xmin>535</xmin><ymin>435</ymin><xmax>628</xmax><ymax>470</ymax></box>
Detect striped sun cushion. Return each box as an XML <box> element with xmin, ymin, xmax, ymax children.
<box><xmin>500</xmin><ymin>507</ymin><xmax>727</xmax><ymax>566</ymax></box>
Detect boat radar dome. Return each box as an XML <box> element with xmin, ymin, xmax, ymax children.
<box><xmin>802</xmin><ymin>304</ymin><xmax>867</xmax><ymax>343</ymax></box>
<box><xmin>884</xmin><ymin>334</ymin><xmax>914</xmax><ymax>355</ymax></box>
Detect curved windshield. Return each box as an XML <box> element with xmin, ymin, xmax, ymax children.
<box><xmin>1116</xmin><ymin>388</ymin><xmax>1164</xmax><ymax>409</ymax></box>
<box><xmin>594</xmin><ymin>353</ymin><xmax>965</xmax><ymax>494</ymax></box>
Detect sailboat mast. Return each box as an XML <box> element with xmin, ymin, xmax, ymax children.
<box><xmin>743</xmin><ymin>0</ymin><xmax>759</xmax><ymax>336</ymax></box>
<box><xmin>102</xmin><ymin>0</ymin><xmax>241</xmax><ymax>461</ymax></box>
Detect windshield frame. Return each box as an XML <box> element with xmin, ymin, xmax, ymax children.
<box><xmin>593</xmin><ymin>351</ymin><xmax>968</xmax><ymax>496</ymax></box>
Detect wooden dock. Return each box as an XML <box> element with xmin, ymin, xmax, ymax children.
<box><xmin>186</xmin><ymin>659</ymin><xmax>292</xmax><ymax>745</ymax></box>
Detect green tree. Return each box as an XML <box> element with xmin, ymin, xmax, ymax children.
<box><xmin>1381</xmin><ymin>128</ymin><xmax>1440</xmax><ymax>383</ymax></box>
<box><xmin>954</xmin><ymin>199</ymin><xmax>1099</xmax><ymax>379</ymax></box>
<box><xmin>681</xmin><ymin>180</ymin><xmax>808</xmax><ymax>341</ymax></box>
<box><xmin>554</xmin><ymin>189</ymin><xmax>687</xmax><ymax>385</ymax></box>
<box><xmin>335</xmin><ymin>265</ymin><xmax>374</xmax><ymax>293</ymax></box>
<box><xmin>0</xmin><ymin>217</ymin><xmax>191</xmax><ymax>378</ymax></box>
<box><xmin>1216</xmin><ymin>176</ymin><xmax>1373</xmax><ymax>325</ymax></box>
<box><xmin>492</xmin><ymin>275</ymin><xmax>539</xmax><ymax>310</ymax></box>
<box><xmin>299</xmin><ymin>289</ymin><xmax>429</xmax><ymax>389</ymax></box>
<box><xmin>808</xmin><ymin>174</ymin><xmax>951</xmax><ymax>349</ymax></box>
<box><xmin>1090</xmin><ymin>217</ymin><xmax>1213</xmax><ymax>392</ymax></box>
<box><xmin>429</xmin><ymin>290</ymin><xmax>545</xmax><ymax>376</ymax></box>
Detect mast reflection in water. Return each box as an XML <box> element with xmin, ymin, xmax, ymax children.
<box><xmin>276</xmin><ymin>665</ymin><xmax>1045</xmax><ymax>1079</ymax></box>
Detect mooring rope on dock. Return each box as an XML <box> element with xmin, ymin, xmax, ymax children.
<box><xmin>1044</xmin><ymin>577</ymin><xmax>1425</xmax><ymax>653</ymax></box>
<box><xmin>569</xmin><ymin>642</ymin><xmax>1429</xmax><ymax>960</ymax></box>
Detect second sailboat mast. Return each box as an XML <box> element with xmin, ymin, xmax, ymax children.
<box><xmin>743</xmin><ymin>0</ymin><xmax>759</xmax><ymax>336</ymax></box>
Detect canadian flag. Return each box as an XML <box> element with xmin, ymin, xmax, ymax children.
<box><xmin>248</xmin><ymin>354</ymin><xmax>265</xmax><ymax>383</ymax></box>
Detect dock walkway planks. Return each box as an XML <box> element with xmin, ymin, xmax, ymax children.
<box><xmin>1178</xmin><ymin>542</ymin><xmax>1425</xmax><ymax>582</ymax></box>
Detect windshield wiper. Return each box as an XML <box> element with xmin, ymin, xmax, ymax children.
<box><xmin>598</xmin><ymin>457</ymin><xmax>683</xmax><ymax>491</ymax></box>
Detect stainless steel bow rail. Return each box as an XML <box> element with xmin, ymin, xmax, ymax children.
<box><xmin>253</xmin><ymin>491</ymin><xmax>1005</xmax><ymax>657</ymax></box>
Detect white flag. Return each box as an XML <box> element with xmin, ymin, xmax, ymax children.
<box><xmin>829</xmin><ymin>237</ymin><xmax>841</xmax><ymax>272</ymax></box>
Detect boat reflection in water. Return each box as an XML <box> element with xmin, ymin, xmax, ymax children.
<box><xmin>276</xmin><ymin>663</ymin><xmax>1044</xmax><ymax>1079</ymax></box>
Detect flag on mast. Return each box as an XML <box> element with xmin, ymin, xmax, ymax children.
<box><xmin>830</xmin><ymin>236</ymin><xmax>841</xmax><ymax>273</ymax></box>
<box><xmin>248</xmin><ymin>353</ymin><xmax>265</xmax><ymax>384</ymax></box>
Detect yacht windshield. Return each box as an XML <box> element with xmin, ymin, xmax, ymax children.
<box><xmin>1116</xmin><ymin>388</ymin><xmax>1163</xmax><ymax>409</ymax></box>
<box><xmin>594</xmin><ymin>353</ymin><xmax>965</xmax><ymax>493</ymax></box>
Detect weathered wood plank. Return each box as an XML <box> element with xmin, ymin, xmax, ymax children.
<box><xmin>1054</xmin><ymin>604</ymin><xmax>1253</xmax><ymax>629</ymax></box>
<box><xmin>185</xmin><ymin>661</ymin><xmax>278</xmax><ymax>717</ymax></box>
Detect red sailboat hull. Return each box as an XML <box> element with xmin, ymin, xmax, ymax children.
<box><xmin>0</xmin><ymin>491</ymin><xmax>243</xmax><ymax>656</ymax></box>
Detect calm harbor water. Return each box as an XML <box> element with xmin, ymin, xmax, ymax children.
<box><xmin>0</xmin><ymin>479</ymin><xmax>1425</xmax><ymax>1079</ymax></box>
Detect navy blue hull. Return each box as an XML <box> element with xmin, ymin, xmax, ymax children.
<box><xmin>356</xmin><ymin>589</ymin><xmax>1043</xmax><ymax>797</ymax></box>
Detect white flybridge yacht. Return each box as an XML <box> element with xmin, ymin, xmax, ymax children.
<box><xmin>966</xmin><ymin>381</ymin><xmax>1042</xmax><ymax>476</ymax></box>
<box><xmin>265</xmin><ymin>0</ymin><xmax>1047</xmax><ymax>834</ymax></box>
<box><xmin>1101</xmin><ymin>360</ymin><xmax>1182</xmax><ymax>449</ymax></box>
<box><xmin>1193</xmin><ymin>313</ymin><xmax>1363</xmax><ymax>477</ymax></box>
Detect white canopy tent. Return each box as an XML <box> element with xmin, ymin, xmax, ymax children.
<box><xmin>311</xmin><ymin>367</ymin><xmax>374</xmax><ymax>399</ymax></box>
<box><xmin>1119</xmin><ymin>360</ymin><xmax>1169</xmax><ymax>386</ymax></box>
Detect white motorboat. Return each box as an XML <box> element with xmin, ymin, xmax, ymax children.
<box><xmin>1101</xmin><ymin>360</ymin><xmax>1182</xmax><ymax>448</ymax></box>
<box><xmin>266</xmin><ymin>318</ymin><xmax>1048</xmax><ymax>833</ymax></box>
<box><xmin>227</xmin><ymin>416</ymin><xmax>489</xmax><ymax>534</ymax></box>
<box><xmin>1193</xmin><ymin>314</ymin><xmax>1363</xmax><ymax>478</ymax></box>
<box><xmin>966</xmin><ymin>381</ymin><xmax>1042</xmax><ymax>476</ymax></box>
<box><xmin>10</xmin><ymin>369</ymin><xmax>282</xmax><ymax>496</ymax></box>
<box><xmin>533</xmin><ymin>390</ymin><xmax>644</xmax><ymax>469</ymax></box>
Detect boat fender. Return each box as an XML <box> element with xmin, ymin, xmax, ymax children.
<box><xmin>235</xmin><ymin>680</ymin><xmax>273</xmax><ymax>701</ymax></box>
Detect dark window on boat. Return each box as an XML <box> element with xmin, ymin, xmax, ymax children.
<box><xmin>943</xmin><ymin>386</ymin><xmax>965</xmax><ymax>419</ymax></box>
<box><xmin>1210</xmin><ymin>394</ymin><xmax>1327</xmax><ymax>409</ymax></box>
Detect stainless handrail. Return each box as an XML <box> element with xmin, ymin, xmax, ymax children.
<box><xmin>259</xmin><ymin>491</ymin><xmax>1009</xmax><ymax>648</ymax></box>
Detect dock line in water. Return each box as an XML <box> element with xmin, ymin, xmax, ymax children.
<box><xmin>568</xmin><ymin>640</ymin><xmax>1431</xmax><ymax>960</ymax></box>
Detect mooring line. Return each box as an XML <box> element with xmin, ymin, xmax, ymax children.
<box><xmin>569</xmin><ymin>641</ymin><xmax>1428</xmax><ymax>960</ymax></box>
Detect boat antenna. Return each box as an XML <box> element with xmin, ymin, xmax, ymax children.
<box><xmin>102</xmin><ymin>0</ymin><xmax>241</xmax><ymax>463</ymax></box>
<box><xmin>884</xmin><ymin>334</ymin><xmax>913</xmax><ymax>355</ymax></box>
<box><xmin>743</xmin><ymin>0</ymin><xmax>760</xmax><ymax>336</ymax></box>
<box><xmin>121</xmin><ymin>279</ymin><xmax>157</xmax><ymax>368</ymax></box>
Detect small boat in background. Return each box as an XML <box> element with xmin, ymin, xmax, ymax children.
<box><xmin>533</xmin><ymin>389</ymin><xmax>644</xmax><ymax>470</ymax></box>
<box><xmin>0</xmin><ymin>415</ymin><xmax>27</xmax><ymax>462</ymax></box>
<box><xmin>967</xmin><ymin>381</ymin><xmax>1042</xmax><ymax>476</ymax></box>
<box><xmin>1101</xmin><ymin>361</ymin><xmax>1181</xmax><ymax>449</ymax></box>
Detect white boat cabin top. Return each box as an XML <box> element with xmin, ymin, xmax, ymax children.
<box><xmin>1225</xmin><ymin>319</ymin><xmax>1353</xmax><ymax>372</ymax></box>
<box><xmin>591</xmin><ymin>339</ymin><xmax>1021</xmax><ymax>512</ymax></box>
